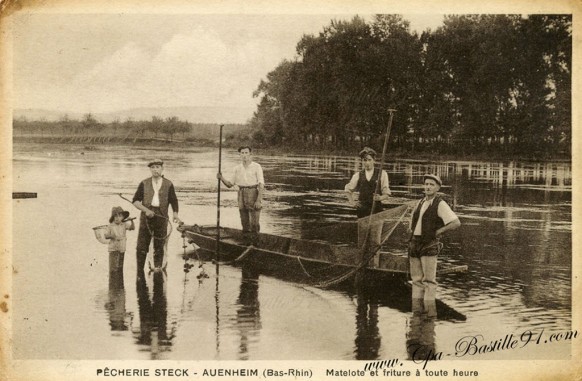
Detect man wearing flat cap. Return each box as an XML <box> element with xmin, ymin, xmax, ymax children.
<box><xmin>408</xmin><ymin>174</ymin><xmax>461</xmax><ymax>303</ymax></box>
<box><xmin>345</xmin><ymin>147</ymin><xmax>391</xmax><ymax>259</ymax></box>
<box><xmin>132</xmin><ymin>159</ymin><xmax>181</xmax><ymax>273</ymax></box>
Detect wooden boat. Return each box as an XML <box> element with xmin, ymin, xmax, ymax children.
<box><xmin>12</xmin><ymin>192</ymin><xmax>37</xmax><ymax>199</ymax></box>
<box><xmin>177</xmin><ymin>224</ymin><xmax>468</xmax><ymax>286</ymax></box>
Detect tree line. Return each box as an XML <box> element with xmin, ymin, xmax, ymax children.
<box><xmin>13</xmin><ymin>114</ymin><xmax>247</xmax><ymax>145</ymax></box>
<box><xmin>249</xmin><ymin>14</ymin><xmax>571</xmax><ymax>157</ymax></box>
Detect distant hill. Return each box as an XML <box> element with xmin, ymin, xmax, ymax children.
<box><xmin>13</xmin><ymin>106</ymin><xmax>254</xmax><ymax>124</ymax></box>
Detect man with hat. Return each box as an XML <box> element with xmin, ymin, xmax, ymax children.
<box><xmin>217</xmin><ymin>146</ymin><xmax>264</xmax><ymax>245</ymax></box>
<box><xmin>408</xmin><ymin>174</ymin><xmax>461</xmax><ymax>303</ymax></box>
<box><xmin>345</xmin><ymin>147</ymin><xmax>391</xmax><ymax>261</ymax></box>
<box><xmin>132</xmin><ymin>159</ymin><xmax>181</xmax><ymax>273</ymax></box>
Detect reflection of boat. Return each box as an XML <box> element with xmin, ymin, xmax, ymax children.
<box><xmin>177</xmin><ymin>224</ymin><xmax>467</xmax><ymax>286</ymax></box>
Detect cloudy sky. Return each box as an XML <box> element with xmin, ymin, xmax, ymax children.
<box><xmin>11</xmin><ymin>12</ymin><xmax>443</xmax><ymax>120</ymax></box>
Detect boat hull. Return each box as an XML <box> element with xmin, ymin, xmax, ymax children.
<box><xmin>178</xmin><ymin>225</ymin><xmax>466</xmax><ymax>286</ymax></box>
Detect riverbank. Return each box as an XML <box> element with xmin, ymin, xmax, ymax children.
<box><xmin>13</xmin><ymin>135</ymin><xmax>571</xmax><ymax>163</ymax></box>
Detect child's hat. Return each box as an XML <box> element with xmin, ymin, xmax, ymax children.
<box><xmin>109</xmin><ymin>206</ymin><xmax>130</xmax><ymax>223</ymax></box>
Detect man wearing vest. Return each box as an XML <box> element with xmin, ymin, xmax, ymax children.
<box><xmin>345</xmin><ymin>147</ymin><xmax>391</xmax><ymax>264</ymax></box>
<box><xmin>132</xmin><ymin>159</ymin><xmax>181</xmax><ymax>273</ymax></box>
<box><xmin>409</xmin><ymin>174</ymin><xmax>460</xmax><ymax>303</ymax></box>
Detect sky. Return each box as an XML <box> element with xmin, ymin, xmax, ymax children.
<box><xmin>11</xmin><ymin>13</ymin><xmax>444</xmax><ymax>119</ymax></box>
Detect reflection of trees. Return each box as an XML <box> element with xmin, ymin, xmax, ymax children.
<box><xmin>134</xmin><ymin>272</ymin><xmax>174</xmax><ymax>359</ymax></box>
<box><xmin>235</xmin><ymin>265</ymin><xmax>262</xmax><ymax>360</ymax></box>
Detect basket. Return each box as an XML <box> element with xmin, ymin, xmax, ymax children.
<box><xmin>93</xmin><ymin>225</ymin><xmax>110</xmax><ymax>244</ymax></box>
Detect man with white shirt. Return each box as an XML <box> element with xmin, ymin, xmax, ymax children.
<box><xmin>217</xmin><ymin>146</ymin><xmax>265</xmax><ymax>245</ymax></box>
<box><xmin>345</xmin><ymin>147</ymin><xmax>391</xmax><ymax>263</ymax></box>
<box><xmin>408</xmin><ymin>174</ymin><xmax>461</xmax><ymax>302</ymax></box>
<box><xmin>132</xmin><ymin>159</ymin><xmax>181</xmax><ymax>273</ymax></box>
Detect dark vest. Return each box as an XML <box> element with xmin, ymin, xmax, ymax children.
<box><xmin>411</xmin><ymin>195</ymin><xmax>445</xmax><ymax>242</ymax></box>
<box><xmin>355</xmin><ymin>168</ymin><xmax>384</xmax><ymax>218</ymax></box>
<box><xmin>142</xmin><ymin>177</ymin><xmax>172</xmax><ymax>217</ymax></box>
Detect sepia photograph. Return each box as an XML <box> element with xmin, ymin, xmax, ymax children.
<box><xmin>1</xmin><ymin>0</ymin><xmax>579</xmax><ymax>380</ymax></box>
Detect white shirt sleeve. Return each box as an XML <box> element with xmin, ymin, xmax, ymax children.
<box><xmin>437</xmin><ymin>200</ymin><xmax>458</xmax><ymax>225</ymax></box>
<box><xmin>256</xmin><ymin>163</ymin><xmax>265</xmax><ymax>185</ymax></box>
<box><xmin>380</xmin><ymin>170</ymin><xmax>391</xmax><ymax>195</ymax></box>
<box><xmin>345</xmin><ymin>172</ymin><xmax>360</xmax><ymax>192</ymax></box>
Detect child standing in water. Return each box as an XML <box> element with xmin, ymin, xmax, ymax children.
<box><xmin>104</xmin><ymin>206</ymin><xmax>135</xmax><ymax>272</ymax></box>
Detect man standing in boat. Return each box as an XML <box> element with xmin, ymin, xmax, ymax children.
<box><xmin>132</xmin><ymin>159</ymin><xmax>181</xmax><ymax>274</ymax></box>
<box><xmin>408</xmin><ymin>174</ymin><xmax>461</xmax><ymax>303</ymax></box>
<box><xmin>217</xmin><ymin>146</ymin><xmax>265</xmax><ymax>246</ymax></box>
<box><xmin>345</xmin><ymin>147</ymin><xmax>391</xmax><ymax>262</ymax></box>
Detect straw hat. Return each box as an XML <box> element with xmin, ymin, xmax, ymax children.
<box><xmin>109</xmin><ymin>206</ymin><xmax>130</xmax><ymax>223</ymax></box>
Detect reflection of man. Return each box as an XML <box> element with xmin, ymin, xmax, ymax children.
<box><xmin>408</xmin><ymin>174</ymin><xmax>460</xmax><ymax>301</ymax></box>
<box><xmin>406</xmin><ymin>299</ymin><xmax>436</xmax><ymax>361</ymax></box>
<box><xmin>105</xmin><ymin>265</ymin><xmax>128</xmax><ymax>331</ymax></box>
<box><xmin>133</xmin><ymin>159</ymin><xmax>181</xmax><ymax>273</ymax></box>
<box><xmin>354</xmin><ymin>287</ymin><xmax>381</xmax><ymax>360</ymax></box>
<box><xmin>217</xmin><ymin>146</ymin><xmax>264</xmax><ymax>245</ymax></box>
<box><xmin>236</xmin><ymin>264</ymin><xmax>261</xmax><ymax>360</ymax></box>
<box><xmin>136</xmin><ymin>272</ymin><xmax>170</xmax><ymax>359</ymax></box>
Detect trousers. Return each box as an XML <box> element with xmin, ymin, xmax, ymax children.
<box><xmin>238</xmin><ymin>188</ymin><xmax>261</xmax><ymax>243</ymax></box>
<box><xmin>408</xmin><ymin>237</ymin><xmax>440</xmax><ymax>300</ymax></box>
<box><xmin>136</xmin><ymin>208</ymin><xmax>167</xmax><ymax>271</ymax></box>
<box><xmin>109</xmin><ymin>251</ymin><xmax>125</xmax><ymax>272</ymax></box>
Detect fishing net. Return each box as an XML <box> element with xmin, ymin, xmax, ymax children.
<box><xmin>314</xmin><ymin>203</ymin><xmax>413</xmax><ymax>288</ymax></box>
<box><xmin>356</xmin><ymin>203</ymin><xmax>413</xmax><ymax>250</ymax></box>
<box><xmin>93</xmin><ymin>225</ymin><xmax>110</xmax><ymax>244</ymax></box>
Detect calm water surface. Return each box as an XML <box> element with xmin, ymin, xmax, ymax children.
<box><xmin>12</xmin><ymin>143</ymin><xmax>572</xmax><ymax>360</ymax></box>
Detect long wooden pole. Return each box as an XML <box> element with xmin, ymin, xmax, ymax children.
<box><xmin>372</xmin><ymin>109</ymin><xmax>396</xmax><ymax>207</ymax></box>
<box><xmin>216</xmin><ymin>124</ymin><xmax>224</xmax><ymax>274</ymax></box>
<box><xmin>364</xmin><ymin>109</ymin><xmax>396</xmax><ymax>238</ymax></box>
<box><xmin>355</xmin><ymin>109</ymin><xmax>396</xmax><ymax>285</ymax></box>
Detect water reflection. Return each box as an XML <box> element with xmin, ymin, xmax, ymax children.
<box><xmin>12</xmin><ymin>143</ymin><xmax>573</xmax><ymax>360</ymax></box>
<box><xmin>235</xmin><ymin>265</ymin><xmax>262</xmax><ymax>360</ymax></box>
<box><xmin>135</xmin><ymin>271</ymin><xmax>174</xmax><ymax>359</ymax></box>
<box><xmin>354</xmin><ymin>286</ymin><xmax>381</xmax><ymax>360</ymax></box>
<box><xmin>105</xmin><ymin>268</ymin><xmax>130</xmax><ymax>331</ymax></box>
<box><xmin>406</xmin><ymin>299</ymin><xmax>437</xmax><ymax>362</ymax></box>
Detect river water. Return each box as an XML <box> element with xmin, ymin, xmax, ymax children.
<box><xmin>11</xmin><ymin>142</ymin><xmax>572</xmax><ymax>361</ymax></box>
